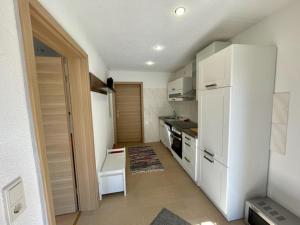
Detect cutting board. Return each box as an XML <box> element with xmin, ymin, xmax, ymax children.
<box><xmin>190</xmin><ymin>128</ymin><xmax>198</xmax><ymax>134</ymax></box>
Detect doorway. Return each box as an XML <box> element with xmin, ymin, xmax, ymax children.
<box><xmin>34</xmin><ymin>39</ymin><xmax>79</xmax><ymax>223</ymax></box>
<box><xmin>17</xmin><ymin>1</ymin><xmax>99</xmax><ymax>225</ymax></box>
<box><xmin>114</xmin><ymin>83</ymin><xmax>144</xmax><ymax>143</ymax></box>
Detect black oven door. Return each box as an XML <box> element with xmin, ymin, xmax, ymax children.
<box><xmin>248</xmin><ymin>208</ymin><xmax>269</xmax><ymax>225</ymax></box>
<box><xmin>171</xmin><ymin>133</ymin><xmax>182</xmax><ymax>159</ymax></box>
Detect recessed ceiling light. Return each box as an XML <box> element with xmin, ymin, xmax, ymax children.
<box><xmin>145</xmin><ymin>61</ymin><xmax>155</xmax><ymax>66</ymax></box>
<box><xmin>174</xmin><ymin>7</ymin><xmax>186</xmax><ymax>16</ymax></box>
<box><xmin>153</xmin><ymin>45</ymin><xmax>165</xmax><ymax>51</ymax></box>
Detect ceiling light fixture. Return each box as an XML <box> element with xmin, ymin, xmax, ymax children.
<box><xmin>145</xmin><ymin>61</ymin><xmax>155</xmax><ymax>66</ymax></box>
<box><xmin>174</xmin><ymin>7</ymin><xmax>186</xmax><ymax>16</ymax></box>
<box><xmin>153</xmin><ymin>45</ymin><xmax>165</xmax><ymax>51</ymax></box>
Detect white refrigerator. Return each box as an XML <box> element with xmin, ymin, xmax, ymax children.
<box><xmin>197</xmin><ymin>44</ymin><xmax>277</xmax><ymax>221</ymax></box>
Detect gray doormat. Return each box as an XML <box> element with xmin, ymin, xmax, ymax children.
<box><xmin>150</xmin><ymin>208</ymin><xmax>191</xmax><ymax>225</ymax></box>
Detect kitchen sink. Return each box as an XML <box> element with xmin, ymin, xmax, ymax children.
<box><xmin>163</xmin><ymin>116</ymin><xmax>185</xmax><ymax>121</ymax></box>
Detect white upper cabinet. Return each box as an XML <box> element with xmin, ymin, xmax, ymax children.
<box><xmin>167</xmin><ymin>77</ymin><xmax>192</xmax><ymax>101</ymax></box>
<box><xmin>198</xmin><ymin>47</ymin><xmax>232</xmax><ymax>90</ymax></box>
<box><xmin>168</xmin><ymin>78</ymin><xmax>182</xmax><ymax>93</ymax></box>
<box><xmin>196</xmin><ymin>41</ymin><xmax>230</xmax><ymax>100</ymax></box>
<box><xmin>174</xmin><ymin>61</ymin><xmax>193</xmax><ymax>79</ymax></box>
<box><xmin>198</xmin><ymin>88</ymin><xmax>230</xmax><ymax>166</ymax></box>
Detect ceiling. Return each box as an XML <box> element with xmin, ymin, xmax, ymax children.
<box><xmin>67</xmin><ymin>0</ymin><xmax>294</xmax><ymax>72</ymax></box>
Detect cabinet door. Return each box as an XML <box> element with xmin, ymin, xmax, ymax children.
<box><xmin>199</xmin><ymin>47</ymin><xmax>231</xmax><ymax>90</ymax></box>
<box><xmin>159</xmin><ymin>120</ymin><xmax>165</xmax><ymax>144</ymax></box>
<box><xmin>164</xmin><ymin>124</ymin><xmax>171</xmax><ymax>150</ymax></box>
<box><xmin>173</xmin><ymin>78</ymin><xmax>183</xmax><ymax>93</ymax></box>
<box><xmin>168</xmin><ymin>80</ymin><xmax>176</xmax><ymax>93</ymax></box>
<box><xmin>199</xmin><ymin>88</ymin><xmax>230</xmax><ymax>166</ymax></box>
<box><xmin>201</xmin><ymin>154</ymin><xmax>228</xmax><ymax>214</ymax></box>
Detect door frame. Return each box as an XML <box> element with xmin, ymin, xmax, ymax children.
<box><xmin>16</xmin><ymin>1</ymin><xmax>99</xmax><ymax>225</ymax></box>
<box><xmin>113</xmin><ymin>82</ymin><xmax>144</xmax><ymax>143</ymax></box>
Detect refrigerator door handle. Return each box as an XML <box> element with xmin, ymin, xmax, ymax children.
<box><xmin>204</xmin><ymin>155</ymin><xmax>214</xmax><ymax>163</ymax></box>
<box><xmin>205</xmin><ymin>83</ymin><xmax>217</xmax><ymax>88</ymax></box>
<box><xmin>204</xmin><ymin>149</ymin><xmax>214</xmax><ymax>157</ymax></box>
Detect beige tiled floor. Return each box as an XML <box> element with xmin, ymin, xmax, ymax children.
<box><xmin>77</xmin><ymin>142</ymin><xmax>245</xmax><ymax>225</ymax></box>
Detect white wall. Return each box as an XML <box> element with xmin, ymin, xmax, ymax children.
<box><xmin>0</xmin><ymin>1</ymin><xmax>45</xmax><ymax>225</ymax></box>
<box><xmin>91</xmin><ymin>92</ymin><xmax>114</xmax><ymax>170</ymax></box>
<box><xmin>232</xmin><ymin>1</ymin><xmax>300</xmax><ymax>216</ymax></box>
<box><xmin>110</xmin><ymin>70</ymin><xmax>173</xmax><ymax>143</ymax></box>
<box><xmin>38</xmin><ymin>0</ymin><xmax>114</xmax><ymax>171</ymax></box>
<box><xmin>170</xmin><ymin>101</ymin><xmax>198</xmax><ymax>122</ymax></box>
<box><xmin>110</xmin><ymin>70</ymin><xmax>171</xmax><ymax>88</ymax></box>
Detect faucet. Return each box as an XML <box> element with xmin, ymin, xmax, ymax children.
<box><xmin>173</xmin><ymin>110</ymin><xmax>177</xmax><ymax>118</ymax></box>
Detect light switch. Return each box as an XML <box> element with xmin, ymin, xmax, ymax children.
<box><xmin>2</xmin><ymin>177</ymin><xmax>26</xmax><ymax>224</ymax></box>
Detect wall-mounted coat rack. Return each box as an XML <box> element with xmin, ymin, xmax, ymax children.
<box><xmin>89</xmin><ymin>72</ymin><xmax>115</xmax><ymax>95</ymax></box>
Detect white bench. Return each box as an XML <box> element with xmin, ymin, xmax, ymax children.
<box><xmin>98</xmin><ymin>148</ymin><xmax>126</xmax><ymax>200</ymax></box>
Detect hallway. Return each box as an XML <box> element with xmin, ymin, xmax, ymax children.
<box><xmin>77</xmin><ymin>142</ymin><xmax>244</xmax><ymax>225</ymax></box>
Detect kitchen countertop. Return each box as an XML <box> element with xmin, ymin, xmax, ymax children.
<box><xmin>182</xmin><ymin>128</ymin><xmax>198</xmax><ymax>138</ymax></box>
<box><xmin>159</xmin><ymin>116</ymin><xmax>198</xmax><ymax>138</ymax></box>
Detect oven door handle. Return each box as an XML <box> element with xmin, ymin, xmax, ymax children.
<box><xmin>171</xmin><ymin>134</ymin><xmax>181</xmax><ymax>141</ymax></box>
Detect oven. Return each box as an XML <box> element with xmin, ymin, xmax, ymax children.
<box><xmin>244</xmin><ymin>197</ymin><xmax>299</xmax><ymax>225</ymax></box>
<box><xmin>246</xmin><ymin>207</ymin><xmax>270</xmax><ymax>225</ymax></box>
<box><xmin>171</xmin><ymin>127</ymin><xmax>182</xmax><ymax>159</ymax></box>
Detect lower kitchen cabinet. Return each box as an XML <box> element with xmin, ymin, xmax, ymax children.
<box><xmin>199</xmin><ymin>153</ymin><xmax>228</xmax><ymax>215</ymax></box>
<box><xmin>182</xmin><ymin>132</ymin><xmax>198</xmax><ymax>182</ymax></box>
<box><xmin>159</xmin><ymin>119</ymin><xmax>171</xmax><ymax>150</ymax></box>
<box><xmin>159</xmin><ymin>119</ymin><xmax>165</xmax><ymax>144</ymax></box>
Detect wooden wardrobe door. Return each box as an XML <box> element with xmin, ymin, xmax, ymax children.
<box><xmin>36</xmin><ymin>56</ymin><xmax>77</xmax><ymax>215</ymax></box>
<box><xmin>115</xmin><ymin>83</ymin><xmax>142</xmax><ymax>143</ymax></box>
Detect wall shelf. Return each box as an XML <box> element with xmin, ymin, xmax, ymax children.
<box><xmin>89</xmin><ymin>72</ymin><xmax>115</xmax><ymax>95</ymax></box>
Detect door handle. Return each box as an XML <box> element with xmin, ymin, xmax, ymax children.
<box><xmin>204</xmin><ymin>149</ymin><xmax>214</xmax><ymax>157</ymax></box>
<box><xmin>204</xmin><ymin>156</ymin><xmax>214</xmax><ymax>163</ymax></box>
<box><xmin>184</xmin><ymin>157</ymin><xmax>190</xmax><ymax>163</ymax></box>
<box><xmin>205</xmin><ymin>83</ymin><xmax>217</xmax><ymax>88</ymax></box>
<box><xmin>184</xmin><ymin>142</ymin><xmax>191</xmax><ymax>147</ymax></box>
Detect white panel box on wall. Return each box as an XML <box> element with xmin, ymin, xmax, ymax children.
<box><xmin>270</xmin><ymin>92</ymin><xmax>290</xmax><ymax>155</ymax></box>
<box><xmin>2</xmin><ymin>177</ymin><xmax>27</xmax><ymax>224</ymax></box>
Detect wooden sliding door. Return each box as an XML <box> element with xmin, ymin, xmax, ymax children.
<box><xmin>114</xmin><ymin>83</ymin><xmax>143</xmax><ymax>143</ymax></box>
<box><xmin>36</xmin><ymin>56</ymin><xmax>77</xmax><ymax>215</ymax></box>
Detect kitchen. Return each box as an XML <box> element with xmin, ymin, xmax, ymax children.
<box><xmin>2</xmin><ymin>1</ymin><xmax>300</xmax><ymax>225</ymax></box>
<box><xmin>159</xmin><ymin>41</ymin><xmax>281</xmax><ymax>222</ymax></box>
<box><xmin>159</xmin><ymin>42</ymin><xmax>231</xmax><ymax>183</ymax></box>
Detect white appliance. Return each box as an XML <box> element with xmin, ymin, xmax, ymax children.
<box><xmin>159</xmin><ymin>119</ymin><xmax>172</xmax><ymax>150</ymax></box>
<box><xmin>197</xmin><ymin>44</ymin><xmax>277</xmax><ymax>221</ymax></box>
<box><xmin>245</xmin><ymin>197</ymin><xmax>300</xmax><ymax>225</ymax></box>
<box><xmin>167</xmin><ymin>77</ymin><xmax>193</xmax><ymax>101</ymax></box>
